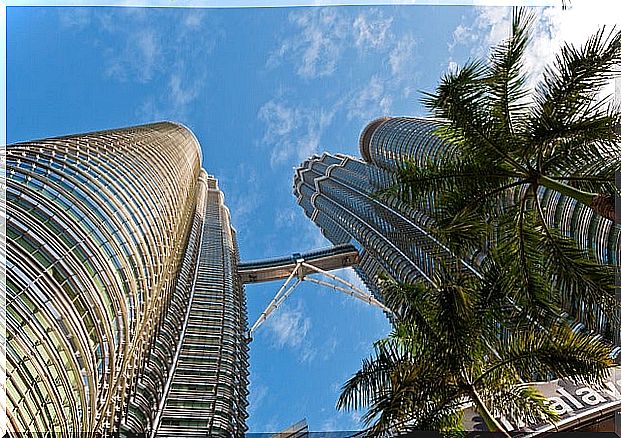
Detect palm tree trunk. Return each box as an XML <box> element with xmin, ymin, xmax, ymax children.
<box><xmin>469</xmin><ymin>387</ymin><xmax>511</xmax><ymax>437</ymax></box>
<box><xmin>539</xmin><ymin>175</ymin><xmax>618</xmax><ymax>223</ymax></box>
<box><xmin>590</xmin><ymin>193</ymin><xmax>617</xmax><ymax>223</ymax></box>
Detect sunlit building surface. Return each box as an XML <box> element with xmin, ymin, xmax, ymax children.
<box><xmin>6</xmin><ymin>123</ymin><xmax>248</xmax><ymax>436</ymax></box>
<box><xmin>294</xmin><ymin>115</ymin><xmax>621</xmax><ymax>434</ymax></box>
<box><xmin>294</xmin><ymin>116</ymin><xmax>620</xmax><ymax>309</ymax></box>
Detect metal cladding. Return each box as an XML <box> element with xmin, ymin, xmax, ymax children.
<box><xmin>151</xmin><ymin>173</ymin><xmax>249</xmax><ymax>437</ymax></box>
<box><xmin>6</xmin><ymin>123</ymin><xmax>248</xmax><ymax>435</ymax></box>
<box><xmin>238</xmin><ymin>244</ymin><xmax>360</xmax><ymax>284</ymax></box>
<box><xmin>360</xmin><ymin>116</ymin><xmax>621</xmax><ymax>267</ymax></box>
<box><xmin>294</xmin><ymin>116</ymin><xmax>620</xmax><ymax>294</ymax></box>
<box><xmin>293</xmin><ymin>152</ymin><xmax>475</xmax><ymax>297</ymax></box>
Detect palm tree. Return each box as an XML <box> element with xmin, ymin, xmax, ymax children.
<box><xmin>415</xmin><ymin>7</ymin><xmax>620</xmax><ymax>222</ymax></box>
<box><xmin>386</xmin><ymin>7</ymin><xmax>619</xmax><ymax>334</ymax></box>
<box><xmin>337</xmin><ymin>271</ymin><xmax>615</xmax><ymax>436</ymax></box>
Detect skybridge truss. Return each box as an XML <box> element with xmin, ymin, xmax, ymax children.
<box><xmin>238</xmin><ymin>244</ymin><xmax>393</xmax><ymax>340</ymax></box>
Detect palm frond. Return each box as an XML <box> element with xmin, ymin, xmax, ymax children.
<box><xmin>478</xmin><ymin>324</ymin><xmax>614</xmax><ymax>387</ymax></box>
<box><xmin>532</xmin><ymin>204</ymin><xmax>618</xmax><ymax>332</ymax></box>
<box><xmin>494</xmin><ymin>200</ymin><xmax>560</xmax><ymax>314</ymax></box>
<box><xmin>530</xmin><ymin>26</ymin><xmax>621</xmax><ymax>142</ymax></box>
<box><xmin>487</xmin><ymin>7</ymin><xmax>535</xmax><ymax>138</ymax></box>
<box><xmin>384</xmin><ymin>155</ymin><xmax>517</xmax><ymax>211</ymax></box>
<box><xmin>536</xmin><ymin>101</ymin><xmax>621</xmax><ymax>172</ymax></box>
<box><xmin>485</xmin><ymin>384</ymin><xmax>559</xmax><ymax>427</ymax></box>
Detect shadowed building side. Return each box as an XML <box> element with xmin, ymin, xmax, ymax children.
<box><xmin>360</xmin><ymin>116</ymin><xmax>621</xmax><ymax>267</ymax></box>
<box><xmin>360</xmin><ymin>116</ymin><xmax>620</xmax><ymax>341</ymax></box>
<box><xmin>152</xmin><ymin>173</ymin><xmax>249</xmax><ymax>437</ymax></box>
<box><xmin>293</xmin><ymin>152</ymin><xmax>475</xmax><ymax>297</ymax></box>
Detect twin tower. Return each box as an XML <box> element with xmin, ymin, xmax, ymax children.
<box><xmin>6</xmin><ymin>119</ymin><xmax>619</xmax><ymax>435</ymax></box>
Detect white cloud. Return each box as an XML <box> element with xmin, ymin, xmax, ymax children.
<box><xmin>353</xmin><ymin>10</ymin><xmax>393</xmax><ymax>50</ymax></box>
<box><xmin>183</xmin><ymin>10</ymin><xmax>205</xmax><ymax>29</ymax></box>
<box><xmin>258</xmin><ymin>98</ymin><xmax>337</xmax><ymax>167</ymax></box>
<box><xmin>265</xmin><ymin>301</ymin><xmax>311</xmax><ymax>349</ymax></box>
<box><xmin>388</xmin><ymin>34</ymin><xmax>416</xmax><ymax>77</ymax></box>
<box><xmin>258</xmin><ymin>100</ymin><xmax>296</xmax><ymax>139</ymax></box>
<box><xmin>59</xmin><ymin>8</ymin><xmax>216</xmax><ymax>120</ymax></box>
<box><xmin>319</xmin><ymin>410</ymin><xmax>363</xmax><ymax>432</ymax></box>
<box><xmin>451</xmin><ymin>2</ymin><xmax>621</xmax><ymax>99</ymax></box>
<box><xmin>268</xmin><ymin>8</ymin><xmax>348</xmax><ymax>79</ymax></box>
<box><xmin>268</xmin><ymin>8</ymin><xmax>397</xmax><ymax>79</ymax></box>
<box><xmin>134</xmin><ymin>30</ymin><xmax>160</xmax><ymax>82</ymax></box>
<box><xmin>275</xmin><ymin>208</ymin><xmax>298</xmax><ymax>229</ymax></box>
<box><xmin>58</xmin><ymin>8</ymin><xmax>91</xmax><ymax>30</ymax></box>
<box><xmin>321</xmin><ymin>336</ymin><xmax>338</xmax><ymax>361</ymax></box>
<box><xmin>526</xmin><ymin>2</ymin><xmax>621</xmax><ymax>96</ymax></box>
<box><xmin>347</xmin><ymin>75</ymin><xmax>392</xmax><ymax>121</ymax></box>
<box><xmin>169</xmin><ymin>74</ymin><xmax>201</xmax><ymax>110</ymax></box>
<box><xmin>98</xmin><ymin>19</ymin><xmax>162</xmax><ymax>84</ymax></box>
<box><xmin>248</xmin><ymin>382</ymin><xmax>268</xmax><ymax>417</ymax></box>
<box><xmin>225</xmin><ymin>163</ymin><xmax>262</xmax><ymax>234</ymax></box>
<box><xmin>452</xmin><ymin>23</ymin><xmax>475</xmax><ymax>45</ymax></box>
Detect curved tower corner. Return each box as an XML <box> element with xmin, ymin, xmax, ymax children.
<box><xmin>359</xmin><ymin>117</ymin><xmax>390</xmax><ymax>164</ymax></box>
<box><xmin>6</xmin><ymin>122</ymin><xmax>249</xmax><ymax>436</ymax></box>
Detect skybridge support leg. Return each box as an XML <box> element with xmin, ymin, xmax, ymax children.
<box><xmin>247</xmin><ymin>261</ymin><xmax>394</xmax><ymax>341</ymax></box>
<box><xmin>300</xmin><ymin>262</ymin><xmax>393</xmax><ymax>315</ymax></box>
<box><xmin>248</xmin><ymin>262</ymin><xmax>303</xmax><ymax>339</ymax></box>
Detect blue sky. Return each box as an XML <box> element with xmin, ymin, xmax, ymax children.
<box><xmin>7</xmin><ymin>1</ymin><xmax>619</xmax><ymax>433</ymax></box>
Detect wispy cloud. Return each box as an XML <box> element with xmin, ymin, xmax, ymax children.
<box><xmin>268</xmin><ymin>7</ymin><xmax>399</xmax><ymax>80</ymax></box>
<box><xmin>353</xmin><ymin>9</ymin><xmax>393</xmax><ymax>50</ymax></box>
<box><xmin>225</xmin><ymin>162</ymin><xmax>262</xmax><ymax>235</ymax></box>
<box><xmin>58</xmin><ymin>7</ymin><xmax>92</xmax><ymax>30</ymax></box>
<box><xmin>265</xmin><ymin>301</ymin><xmax>311</xmax><ymax>349</ymax></box>
<box><xmin>389</xmin><ymin>34</ymin><xmax>416</xmax><ymax>77</ymax></box>
<box><xmin>319</xmin><ymin>410</ymin><xmax>363</xmax><ymax>432</ymax></box>
<box><xmin>346</xmin><ymin>75</ymin><xmax>392</xmax><ymax>121</ymax></box>
<box><xmin>58</xmin><ymin>8</ymin><xmax>217</xmax><ymax>121</ymax></box>
<box><xmin>248</xmin><ymin>381</ymin><xmax>269</xmax><ymax>417</ymax></box>
<box><xmin>104</xmin><ymin>28</ymin><xmax>161</xmax><ymax>83</ymax></box>
<box><xmin>268</xmin><ymin>8</ymin><xmax>348</xmax><ymax>79</ymax></box>
<box><xmin>450</xmin><ymin>2</ymin><xmax>621</xmax><ymax>97</ymax></box>
<box><xmin>258</xmin><ymin>98</ymin><xmax>337</xmax><ymax>167</ymax></box>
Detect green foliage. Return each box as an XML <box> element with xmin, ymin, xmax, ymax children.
<box><xmin>337</xmin><ymin>275</ymin><xmax>615</xmax><ymax>436</ymax></box>
<box><xmin>384</xmin><ymin>6</ymin><xmax>620</xmax><ymax>333</ymax></box>
<box><xmin>343</xmin><ymin>9</ymin><xmax>621</xmax><ymax>435</ymax></box>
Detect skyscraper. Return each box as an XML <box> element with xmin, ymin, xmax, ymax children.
<box><xmin>293</xmin><ymin>152</ymin><xmax>473</xmax><ymax>299</ymax></box>
<box><xmin>6</xmin><ymin>122</ymin><xmax>248</xmax><ymax>436</ymax></box>
<box><xmin>359</xmin><ymin>117</ymin><xmax>620</xmax><ymax>266</ymax></box>
<box><xmin>294</xmin><ymin>116</ymin><xmax>620</xmax><ymax>296</ymax></box>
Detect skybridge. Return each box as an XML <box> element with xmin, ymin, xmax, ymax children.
<box><xmin>239</xmin><ymin>244</ymin><xmax>393</xmax><ymax>340</ymax></box>
<box><xmin>238</xmin><ymin>244</ymin><xmax>360</xmax><ymax>283</ymax></box>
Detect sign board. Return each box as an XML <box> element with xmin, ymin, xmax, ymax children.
<box><xmin>462</xmin><ymin>368</ymin><xmax>621</xmax><ymax>435</ymax></box>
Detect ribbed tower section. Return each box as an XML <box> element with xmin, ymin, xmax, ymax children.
<box><xmin>295</xmin><ymin>116</ymin><xmax>619</xmax><ymax>327</ymax></box>
<box><xmin>151</xmin><ymin>173</ymin><xmax>249</xmax><ymax>437</ymax></box>
<box><xmin>359</xmin><ymin>116</ymin><xmax>621</xmax><ymax>267</ymax></box>
<box><xmin>6</xmin><ymin>122</ymin><xmax>201</xmax><ymax>433</ymax></box>
<box><xmin>293</xmin><ymin>152</ymin><xmax>473</xmax><ymax>296</ymax></box>
<box><xmin>6</xmin><ymin>123</ymin><xmax>249</xmax><ymax>435</ymax></box>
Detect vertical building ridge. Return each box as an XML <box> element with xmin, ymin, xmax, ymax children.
<box><xmin>294</xmin><ymin>117</ymin><xmax>620</xmax><ymax>332</ymax></box>
<box><xmin>7</xmin><ymin>123</ymin><xmax>248</xmax><ymax>435</ymax></box>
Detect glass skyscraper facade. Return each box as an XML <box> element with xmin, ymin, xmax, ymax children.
<box><xmin>360</xmin><ymin>117</ymin><xmax>620</xmax><ymax>267</ymax></box>
<box><xmin>294</xmin><ymin>116</ymin><xmax>620</xmax><ymax>298</ymax></box>
<box><xmin>6</xmin><ymin>122</ymin><xmax>248</xmax><ymax>436</ymax></box>
<box><xmin>293</xmin><ymin>152</ymin><xmax>474</xmax><ymax>299</ymax></box>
